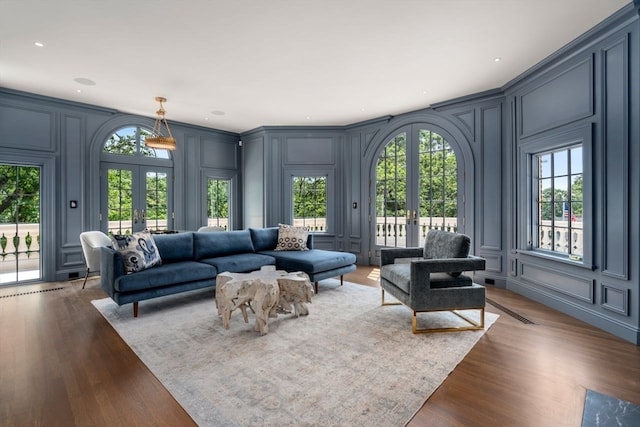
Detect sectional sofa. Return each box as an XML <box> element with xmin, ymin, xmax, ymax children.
<box><xmin>100</xmin><ymin>227</ymin><xmax>357</xmax><ymax>316</ymax></box>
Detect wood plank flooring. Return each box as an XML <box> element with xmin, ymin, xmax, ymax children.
<box><xmin>1</xmin><ymin>266</ymin><xmax>639</xmax><ymax>426</ymax></box>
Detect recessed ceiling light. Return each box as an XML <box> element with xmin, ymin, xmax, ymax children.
<box><xmin>34</xmin><ymin>41</ymin><xmax>44</xmax><ymax>47</ymax></box>
<box><xmin>74</xmin><ymin>77</ymin><xmax>96</xmax><ymax>86</ymax></box>
<box><xmin>211</xmin><ymin>110</ymin><xmax>225</xmax><ymax>116</ymax></box>
<box><xmin>76</xmin><ymin>89</ymin><xmax>82</xmax><ymax>93</ymax></box>
<box><xmin>204</xmin><ymin>117</ymin><xmax>209</xmax><ymax>121</ymax></box>
<box><xmin>494</xmin><ymin>57</ymin><xmax>502</xmax><ymax>62</ymax></box>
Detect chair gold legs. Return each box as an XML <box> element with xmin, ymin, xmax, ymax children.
<box><xmin>381</xmin><ymin>288</ymin><xmax>402</xmax><ymax>306</ymax></box>
<box><xmin>412</xmin><ymin>308</ymin><xmax>485</xmax><ymax>334</ymax></box>
<box><xmin>381</xmin><ymin>289</ymin><xmax>485</xmax><ymax>334</ymax></box>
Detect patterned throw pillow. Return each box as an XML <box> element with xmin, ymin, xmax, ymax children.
<box><xmin>274</xmin><ymin>224</ymin><xmax>309</xmax><ymax>251</ymax></box>
<box><xmin>110</xmin><ymin>230</ymin><xmax>162</xmax><ymax>273</ymax></box>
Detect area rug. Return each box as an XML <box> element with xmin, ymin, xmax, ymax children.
<box><xmin>92</xmin><ymin>279</ymin><xmax>498</xmax><ymax>426</ymax></box>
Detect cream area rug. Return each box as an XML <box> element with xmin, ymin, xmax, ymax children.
<box><xmin>92</xmin><ymin>279</ymin><xmax>498</xmax><ymax>426</ymax></box>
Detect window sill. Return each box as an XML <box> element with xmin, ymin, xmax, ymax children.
<box><xmin>514</xmin><ymin>249</ymin><xmax>595</xmax><ymax>271</ymax></box>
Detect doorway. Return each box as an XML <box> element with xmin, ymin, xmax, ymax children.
<box><xmin>371</xmin><ymin>126</ymin><xmax>462</xmax><ymax>264</ymax></box>
<box><xmin>100</xmin><ymin>126</ymin><xmax>174</xmax><ymax>235</ymax></box>
<box><xmin>0</xmin><ymin>164</ymin><xmax>41</xmax><ymax>284</ymax></box>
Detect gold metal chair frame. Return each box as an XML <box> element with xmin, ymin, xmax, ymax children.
<box><xmin>381</xmin><ymin>289</ymin><xmax>485</xmax><ymax>334</ymax></box>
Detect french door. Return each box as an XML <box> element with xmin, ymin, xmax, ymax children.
<box><xmin>371</xmin><ymin>125</ymin><xmax>460</xmax><ymax>264</ymax></box>
<box><xmin>101</xmin><ymin>163</ymin><xmax>173</xmax><ymax>235</ymax></box>
<box><xmin>0</xmin><ymin>164</ymin><xmax>41</xmax><ymax>284</ymax></box>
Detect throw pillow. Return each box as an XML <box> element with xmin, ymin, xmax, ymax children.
<box><xmin>423</xmin><ymin>230</ymin><xmax>470</xmax><ymax>278</ymax></box>
<box><xmin>110</xmin><ymin>230</ymin><xmax>162</xmax><ymax>273</ymax></box>
<box><xmin>274</xmin><ymin>224</ymin><xmax>309</xmax><ymax>251</ymax></box>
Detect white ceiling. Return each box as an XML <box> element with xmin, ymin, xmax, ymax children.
<box><xmin>0</xmin><ymin>0</ymin><xmax>630</xmax><ymax>134</ymax></box>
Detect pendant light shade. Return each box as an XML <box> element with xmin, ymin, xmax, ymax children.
<box><xmin>146</xmin><ymin>96</ymin><xmax>176</xmax><ymax>150</ymax></box>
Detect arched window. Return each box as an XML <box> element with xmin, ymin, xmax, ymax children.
<box><xmin>100</xmin><ymin>126</ymin><xmax>174</xmax><ymax>235</ymax></box>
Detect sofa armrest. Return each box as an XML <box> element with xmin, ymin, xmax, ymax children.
<box><xmin>380</xmin><ymin>247</ymin><xmax>425</xmax><ymax>266</ymax></box>
<box><xmin>100</xmin><ymin>246</ymin><xmax>125</xmax><ymax>298</ymax></box>
<box><xmin>408</xmin><ymin>256</ymin><xmax>485</xmax><ymax>289</ymax></box>
<box><xmin>410</xmin><ymin>256</ymin><xmax>486</xmax><ymax>274</ymax></box>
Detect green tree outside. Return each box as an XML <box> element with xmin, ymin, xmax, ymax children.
<box><xmin>0</xmin><ymin>165</ymin><xmax>40</xmax><ymax>223</ymax></box>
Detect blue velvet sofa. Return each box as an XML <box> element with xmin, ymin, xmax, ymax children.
<box><xmin>100</xmin><ymin>227</ymin><xmax>357</xmax><ymax>316</ymax></box>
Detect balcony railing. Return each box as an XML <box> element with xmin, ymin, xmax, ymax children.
<box><xmin>0</xmin><ymin>223</ymin><xmax>41</xmax><ymax>283</ymax></box>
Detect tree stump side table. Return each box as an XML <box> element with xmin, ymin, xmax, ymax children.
<box><xmin>216</xmin><ymin>267</ymin><xmax>314</xmax><ymax>335</ymax></box>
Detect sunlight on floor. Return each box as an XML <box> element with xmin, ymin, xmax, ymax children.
<box><xmin>367</xmin><ymin>267</ymin><xmax>380</xmax><ymax>281</ymax></box>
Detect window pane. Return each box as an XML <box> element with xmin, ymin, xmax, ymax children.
<box><xmin>533</xmin><ymin>145</ymin><xmax>582</xmax><ymax>258</ymax></box>
<box><xmin>376</xmin><ymin>133</ymin><xmax>407</xmax><ymax>246</ymax></box>
<box><xmin>104</xmin><ymin>127</ymin><xmax>137</xmax><ymax>155</ymax></box>
<box><xmin>571</xmin><ymin>147</ymin><xmax>582</xmax><ymax>174</ymax></box>
<box><xmin>207</xmin><ymin>178</ymin><xmax>230</xmax><ymax>229</ymax></box>
<box><xmin>293</xmin><ymin>176</ymin><xmax>327</xmax><ymax>232</ymax></box>
<box><xmin>553</xmin><ymin>150</ymin><xmax>568</xmax><ymax>176</ymax></box>
<box><xmin>554</xmin><ymin>176</ymin><xmax>568</xmax><ymax>195</ymax></box>
<box><xmin>107</xmin><ymin>169</ymin><xmax>133</xmax><ymax>235</ymax></box>
<box><xmin>539</xmin><ymin>153</ymin><xmax>552</xmax><ymax>178</ymax></box>
<box><xmin>418</xmin><ymin>130</ymin><xmax>457</xmax><ymax>233</ymax></box>
<box><xmin>571</xmin><ymin>175</ymin><xmax>582</xmax><ymax>201</ymax></box>
<box><xmin>145</xmin><ymin>172</ymin><xmax>169</xmax><ymax>232</ymax></box>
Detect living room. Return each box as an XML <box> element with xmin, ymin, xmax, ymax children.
<box><xmin>1</xmin><ymin>1</ymin><xmax>639</xmax><ymax>425</ymax></box>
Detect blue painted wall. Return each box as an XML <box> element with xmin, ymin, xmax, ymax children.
<box><xmin>0</xmin><ymin>4</ymin><xmax>638</xmax><ymax>343</ymax></box>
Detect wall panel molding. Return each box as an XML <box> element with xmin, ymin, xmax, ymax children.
<box><xmin>600</xmin><ymin>282</ymin><xmax>630</xmax><ymax>316</ymax></box>
<box><xmin>0</xmin><ymin>103</ymin><xmax>55</xmax><ymax>151</ymax></box>
<box><xmin>519</xmin><ymin>56</ymin><xmax>594</xmax><ymax>138</ymax></box>
<box><xmin>601</xmin><ymin>34</ymin><xmax>630</xmax><ymax>279</ymax></box>
<box><xmin>519</xmin><ymin>260</ymin><xmax>594</xmax><ymax>303</ymax></box>
<box><xmin>284</xmin><ymin>137</ymin><xmax>334</xmax><ymax>165</ymax></box>
<box><xmin>479</xmin><ymin>105</ymin><xmax>502</xmax><ymax>251</ymax></box>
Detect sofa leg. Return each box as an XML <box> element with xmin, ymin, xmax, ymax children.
<box><xmin>340</xmin><ymin>275</ymin><xmax>344</xmax><ymax>286</ymax></box>
<box><xmin>314</xmin><ymin>281</ymin><xmax>319</xmax><ymax>294</ymax></box>
<box><xmin>133</xmin><ymin>301</ymin><xmax>139</xmax><ymax>318</ymax></box>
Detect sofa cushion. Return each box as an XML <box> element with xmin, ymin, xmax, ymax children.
<box><xmin>115</xmin><ymin>261</ymin><xmax>216</xmax><ymax>292</ymax></box>
<box><xmin>194</xmin><ymin>230</ymin><xmax>255</xmax><ymax>260</ymax></box>
<box><xmin>423</xmin><ymin>230</ymin><xmax>470</xmax><ymax>277</ymax></box>
<box><xmin>200</xmin><ymin>253</ymin><xmax>275</xmax><ymax>273</ymax></box>
<box><xmin>110</xmin><ymin>230</ymin><xmax>162</xmax><ymax>273</ymax></box>
<box><xmin>153</xmin><ymin>232</ymin><xmax>194</xmax><ymax>263</ymax></box>
<box><xmin>380</xmin><ymin>264</ymin><xmax>411</xmax><ymax>294</ymax></box>
<box><xmin>261</xmin><ymin>249</ymin><xmax>356</xmax><ymax>274</ymax></box>
<box><xmin>250</xmin><ymin>227</ymin><xmax>315</xmax><ymax>251</ymax></box>
<box><xmin>381</xmin><ymin>264</ymin><xmax>473</xmax><ymax>294</ymax></box>
<box><xmin>274</xmin><ymin>224</ymin><xmax>309</xmax><ymax>251</ymax></box>
<box><xmin>249</xmin><ymin>227</ymin><xmax>279</xmax><ymax>252</ymax></box>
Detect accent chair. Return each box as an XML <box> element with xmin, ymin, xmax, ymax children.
<box><xmin>79</xmin><ymin>230</ymin><xmax>112</xmax><ymax>289</ymax></box>
<box><xmin>380</xmin><ymin>229</ymin><xmax>486</xmax><ymax>333</ymax></box>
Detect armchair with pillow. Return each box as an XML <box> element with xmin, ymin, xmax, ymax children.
<box><xmin>380</xmin><ymin>229</ymin><xmax>486</xmax><ymax>333</ymax></box>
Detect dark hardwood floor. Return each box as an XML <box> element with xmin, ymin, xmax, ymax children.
<box><xmin>1</xmin><ymin>266</ymin><xmax>639</xmax><ymax>426</ymax></box>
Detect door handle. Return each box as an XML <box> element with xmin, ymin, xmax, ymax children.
<box><xmin>413</xmin><ymin>210</ymin><xmax>418</xmax><ymax>225</ymax></box>
<box><xmin>406</xmin><ymin>210</ymin><xmax>411</xmax><ymax>225</ymax></box>
<box><xmin>141</xmin><ymin>209</ymin><xmax>146</xmax><ymax>223</ymax></box>
<box><xmin>134</xmin><ymin>209</ymin><xmax>139</xmax><ymax>223</ymax></box>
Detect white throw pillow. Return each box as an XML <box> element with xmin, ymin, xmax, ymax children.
<box><xmin>274</xmin><ymin>224</ymin><xmax>309</xmax><ymax>251</ymax></box>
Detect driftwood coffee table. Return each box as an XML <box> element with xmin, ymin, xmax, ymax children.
<box><xmin>216</xmin><ymin>266</ymin><xmax>314</xmax><ymax>335</ymax></box>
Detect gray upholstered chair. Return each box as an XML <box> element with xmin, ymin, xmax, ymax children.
<box><xmin>380</xmin><ymin>229</ymin><xmax>486</xmax><ymax>333</ymax></box>
<box><xmin>79</xmin><ymin>231</ymin><xmax>112</xmax><ymax>289</ymax></box>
